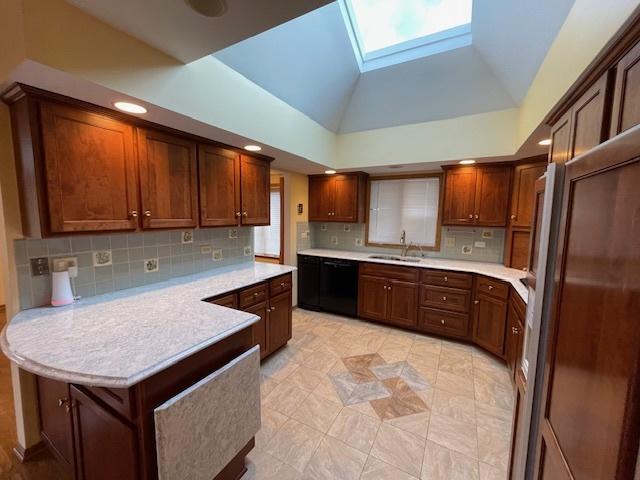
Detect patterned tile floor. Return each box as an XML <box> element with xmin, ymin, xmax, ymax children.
<box><xmin>243</xmin><ymin>309</ymin><xmax>515</xmax><ymax>480</ymax></box>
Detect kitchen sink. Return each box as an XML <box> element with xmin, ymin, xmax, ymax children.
<box><xmin>368</xmin><ymin>254</ymin><xmax>421</xmax><ymax>263</ymax></box>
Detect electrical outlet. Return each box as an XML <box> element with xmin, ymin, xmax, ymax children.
<box><xmin>144</xmin><ymin>258</ymin><xmax>159</xmax><ymax>273</ymax></box>
<box><xmin>355</xmin><ymin>238</ymin><xmax>363</xmax><ymax>247</ymax></box>
<box><xmin>331</xmin><ymin>236</ymin><xmax>339</xmax><ymax>245</ymax></box>
<box><xmin>200</xmin><ymin>245</ymin><xmax>213</xmax><ymax>254</ymax></box>
<box><xmin>482</xmin><ymin>229</ymin><xmax>494</xmax><ymax>239</ymax></box>
<box><xmin>228</xmin><ymin>229</ymin><xmax>239</xmax><ymax>239</ymax></box>
<box><xmin>320</xmin><ymin>224</ymin><xmax>328</xmax><ymax>231</ymax></box>
<box><xmin>52</xmin><ymin>257</ymin><xmax>78</xmax><ymax>278</ymax></box>
<box><xmin>244</xmin><ymin>246</ymin><xmax>252</xmax><ymax>256</ymax></box>
<box><xmin>461</xmin><ymin>245</ymin><xmax>473</xmax><ymax>255</ymax></box>
<box><xmin>301</xmin><ymin>230</ymin><xmax>309</xmax><ymax>239</ymax></box>
<box><xmin>343</xmin><ymin>224</ymin><xmax>351</xmax><ymax>232</ymax></box>
<box><xmin>444</xmin><ymin>236</ymin><xmax>455</xmax><ymax>248</ymax></box>
<box><xmin>30</xmin><ymin>257</ymin><xmax>50</xmax><ymax>277</ymax></box>
<box><xmin>181</xmin><ymin>231</ymin><xmax>194</xmax><ymax>244</ymax></box>
<box><xmin>212</xmin><ymin>249</ymin><xmax>223</xmax><ymax>261</ymax></box>
<box><xmin>474</xmin><ymin>241</ymin><xmax>486</xmax><ymax>248</ymax></box>
<box><xmin>93</xmin><ymin>250</ymin><xmax>112</xmax><ymax>267</ymax></box>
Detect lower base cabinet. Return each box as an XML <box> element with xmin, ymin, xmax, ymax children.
<box><xmin>268</xmin><ymin>291</ymin><xmax>293</xmax><ymax>353</ymax></box>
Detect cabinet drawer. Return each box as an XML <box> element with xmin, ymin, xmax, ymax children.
<box><xmin>419</xmin><ymin>308</ymin><xmax>469</xmax><ymax>339</ymax></box>
<box><xmin>84</xmin><ymin>385</ymin><xmax>136</xmax><ymax>421</ymax></box>
<box><xmin>270</xmin><ymin>274</ymin><xmax>292</xmax><ymax>297</ymax></box>
<box><xmin>420</xmin><ymin>269</ymin><xmax>472</xmax><ymax>289</ymax></box>
<box><xmin>476</xmin><ymin>276</ymin><xmax>509</xmax><ymax>300</ymax></box>
<box><xmin>208</xmin><ymin>293</ymin><xmax>238</xmax><ymax>309</ymax></box>
<box><xmin>239</xmin><ymin>283</ymin><xmax>268</xmax><ymax>308</ymax></box>
<box><xmin>420</xmin><ymin>285</ymin><xmax>470</xmax><ymax>313</ymax></box>
<box><xmin>360</xmin><ymin>262</ymin><xmax>419</xmax><ymax>282</ymax></box>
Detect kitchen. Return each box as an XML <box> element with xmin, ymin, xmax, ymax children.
<box><xmin>0</xmin><ymin>1</ymin><xmax>639</xmax><ymax>480</ymax></box>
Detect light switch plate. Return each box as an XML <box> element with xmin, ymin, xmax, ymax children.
<box><xmin>355</xmin><ymin>238</ymin><xmax>363</xmax><ymax>247</ymax></box>
<box><xmin>320</xmin><ymin>224</ymin><xmax>327</xmax><ymax>231</ymax></box>
<box><xmin>93</xmin><ymin>250</ymin><xmax>112</xmax><ymax>267</ymax></box>
<box><xmin>444</xmin><ymin>237</ymin><xmax>455</xmax><ymax>248</ymax></box>
<box><xmin>301</xmin><ymin>230</ymin><xmax>309</xmax><ymax>239</ymax></box>
<box><xmin>331</xmin><ymin>236</ymin><xmax>339</xmax><ymax>245</ymax></box>
<box><xmin>200</xmin><ymin>245</ymin><xmax>213</xmax><ymax>254</ymax></box>
<box><xmin>343</xmin><ymin>224</ymin><xmax>351</xmax><ymax>232</ymax></box>
<box><xmin>474</xmin><ymin>241</ymin><xmax>486</xmax><ymax>248</ymax></box>
<box><xmin>461</xmin><ymin>245</ymin><xmax>473</xmax><ymax>255</ymax></box>
<box><xmin>243</xmin><ymin>246</ymin><xmax>252</xmax><ymax>256</ymax></box>
<box><xmin>212</xmin><ymin>249</ymin><xmax>223</xmax><ymax>261</ymax></box>
<box><xmin>144</xmin><ymin>258</ymin><xmax>159</xmax><ymax>273</ymax></box>
<box><xmin>482</xmin><ymin>229</ymin><xmax>494</xmax><ymax>239</ymax></box>
<box><xmin>30</xmin><ymin>257</ymin><xmax>49</xmax><ymax>277</ymax></box>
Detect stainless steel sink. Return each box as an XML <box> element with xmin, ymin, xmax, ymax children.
<box><xmin>368</xmin><ymin>254</ymin><xmax>421</xmax><ymax>263</ymax></box>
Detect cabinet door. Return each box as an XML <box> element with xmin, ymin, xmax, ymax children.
<box><xmin>442</xmin><ymin>167</ymin><xmax>477</xmax><ymax>225</ymax></box>
<box><xmin>137</xmin><ymin>129</ymin><xmax>198</xmax><ymax>229</ymax></box>
<box><xmin>269</xmin><ymin>291</ymin><xmax>292</xmax><ymax>353</ymax></box>
<box><xmin>240</xmin><ymin>155</ymin><xmax>270</xmax><ymax>226</ymax></box>
<box><xmin>611</xmin><ymin>40</ymin><xmax>640</xmax><ymax>136</ymax></box>
<box><xmin>509</xmin><ymin>162</ymin><xmax>546</xmax><ymax>228</ymax></box>
<box><xmin>40</xmin><ymin>102</ymin><xmax>139</xmax><ymax>233</ymax></box>
<box><xmin>474</xmin><ymin>166</ymin><xmax>511</xmax><ymax>226</ymax></box>
<box><xmin>199</xmin><ymin>144</ymin><xmax>239</xmax><ymax>227</ymax></box>
<box><xmin>569</xmin><ymin>72</ymin><xmax>611</xmax><ymax>159</ymax></box>
<box><xmin>37</xmin><ymin>377</ymin><xmax>74</xmax><ymax>469</ymax></box>
<box><xmin>70</xmin><ymin>386</ymin><xmax>138</xmax><ymax>480</ymax></box>
<box><xmin>472</xmin><ymin>294</ymin><xmax>508</xmax><ymax>357</ymax></box>
<box><xmin>504</xmin><ymin>228</ymin><xmax>531</xmax><ymax>272</ymax></box>
<box><xmin>549</xmin><ymin>110</ymin><xmax>572</xmax><ymax>164</ymax></box>
<box><xmin>357</xmin><ymin>275</ymin><xmax>388</xmax><ymax>322</ymax></box>
<box><xmin>505</xmin><ymin>302</ymin><xmax>521</xmax><ymax>379</ymax></box>
<box><xmin>526</xmin><ymin>177</ymin><xmax>546</xmax><ymax>289</ymax></box>
<box><xmin>308</xmin><ymin>176</ymin><xmax>335</xmax><ymax>222</ymax></box>
<box><xmin>387</xmin><ymin>280</ymin><xmax>418</xmax><ymax>328</ymax></box>
<box><xmin>245</xmin><ymin>301</ymin><xmax>269</xmax><ymax>359</ymax></box>
<box><xmin>333</xmin><ymin>175</ymin><xmax>358</xmax><ymax>222</ymax></box>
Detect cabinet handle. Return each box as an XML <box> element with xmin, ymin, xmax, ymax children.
<box><xmin>129</xmin><ymin>210</ymin><xmax>138</xmax><ymax>218</ymax></box>
<box><xmin>443</xmin><ymin>276</ymin><xmax>448</xmax><ymax>282</ymax></box>
<box><xmin>474</xmin><ymin>300</ymin><xmax>480</xmax><ymax>304</ymax></box>
<box><xmin>58</xmin><ymin>398</ymin><xmax>71</xmax><ymax>413</ymax></box>
<box><xmin>441</xmin><ymin>319</ymin><xmax>446</xmax><ymax>325</ymax></box>
<box><xmin>511</xmin><ymin>214</ymin><xmax>517</xmax><ymax>220</ymax></box>
<box><xmin>144</xmin><ymin>210</ymin><xmax>152</xmax><ymax>217</ymax></box>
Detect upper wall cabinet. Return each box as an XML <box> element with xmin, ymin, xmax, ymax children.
<box><xmin>3</xmin><ymin>85</ymin><xmax>273</xmax><ymax>237</ymax></box>
<box><xmin>610</xmin><ymin>40</ymin><xmax>640</xmax><ymax>137</ymax></box>
<box><xmin>308</xmin><ymin>172</ymin><xmax>367</xmax><ymax>223</ymax></box>
<box><xmin>137</xmin><ymin>129</ymin><xmax>198</xmax><ymax>229</ymax></box>
<box><xmin>199</xmin><ymin>144</ymin><xmax>239</xmax><ymax>227</ymax></box>
<box><xmin>442</xmin><ymin>165</ymin><xmax>511</xmax><ymax>227</ymax></box>
<box><xmin>23</xmin><ymin>100</ymin><xmax>139</xmax><ymax>235</ymax></box>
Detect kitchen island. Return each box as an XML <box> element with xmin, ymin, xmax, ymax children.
<box><xmin>1</xmin><ymin>262</ymin><xmax>295</xmax><ymax>480</ymax></box>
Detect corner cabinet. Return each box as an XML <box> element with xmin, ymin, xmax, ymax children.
<box><xmin>308</xmin><ymin>172</ymin><xmax>367</xmax><ymax>223</ymax></box>
<box><xmin>442</xmin><ymin>165</ymin><xmax>512</xmax><ymax>227</ymax></box>
<box><xmin>3</xmin><ymin>84</ymin><xmax>273</xmax><ymax>237</ymax></box>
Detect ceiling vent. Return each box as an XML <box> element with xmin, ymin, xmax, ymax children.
<box><xmin>186</xmin><ymin>0</ymin><xmax>228</xmax><ymax>17</ymax></box>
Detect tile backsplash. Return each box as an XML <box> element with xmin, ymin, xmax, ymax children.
<box><xmin>299</xmin><ymin>222</ymin><xmax>505</xmax><ymax>264</ymax></box>
<box><xmin>15</xmin><ymin>228</ymin><xmax>253</xmax><ymax>310</ymax></box>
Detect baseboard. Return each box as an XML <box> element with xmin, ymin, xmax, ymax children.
<box><xmin>13</xmin><ymin>441</ymin><xmax>46</xmax><ymax>463</ymax></box>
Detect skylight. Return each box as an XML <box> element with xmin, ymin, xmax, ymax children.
<box><xmin>341</xmin><ymin>0</ymin><xmax>473</xmax><ymax>72</ymax></box>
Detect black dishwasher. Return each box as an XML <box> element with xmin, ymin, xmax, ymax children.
<box><xmin>319</xmin><ymin>257</ymin><xmax>358</xmax><ymax>317</ymax></box>
<box><xmin>298</xmin><ymin>255</ymin><xmax>321</xmax><ymax>311</ymax></box>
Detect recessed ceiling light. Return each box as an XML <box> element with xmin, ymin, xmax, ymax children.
<box><xmin>538</xmin><ymin>139</ymin><xmax>552</xmax><ymax>146</ymax></box>
<box><xmin>244</xmin><ymin>145</ymin><xmax>262</xmax><ymax>152</ymax></box>
<box><xmin>459</xmin><ymin>159</ymin><xmax>476</xmax><ymax>165</ymax></box>
<box><xmin>114</xmin><ymin>102</ymin><xmax>147</xmax><ymax>114</ymax></box>
<box><xmin>186</xmin><ymin>0</ymin><xmax>228</xmax><ymax>17</ymax></box>
<box><xmin>325</xmin><ymin>170</ymin><xmax>337</xmax><ymax>174</ymax></box>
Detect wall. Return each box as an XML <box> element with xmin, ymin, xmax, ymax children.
<box><xmin>305</xmin><ymin>222</ymin><xmax>505</xmax><ymax>264</ymax></box>
<box><xmin>14</xmin><ymin>228</ymin><xmax>253</xmax><ymax>310</ymax></box>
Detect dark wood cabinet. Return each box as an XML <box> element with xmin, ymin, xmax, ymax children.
<box><xmin>611</xmin><ymin>40</ymin><xmax>640</xmax><ymax>136</ymax></box>
<box><xmin>505</xmin><ymin>293</ymin><xmax>525</xmax><ymax>381</ymax></box>
<box><xmin>472</xmin><ymin>278</ymin><xmax>509</xmax><ymax>358</ymax></box>
<box><xmin>70</xmin><ymin>385</ymin><xmax>139</xmax><ymax>480</ymax></box>
<box><xmin>549</xmin><ymin>109</ymin><xmax>572</xmax><ymax>165</ymax></box>
<box><xmin>39</xmin><ymin>101</ymin><xmax>139</xmax><ymax>234</ymax></box>
<box><xmin>387</xmin><ymin>280</ymin><xmax>419</xmax><ymax>328</ymax></box>
<box><xmin>239</xmin><ymin>155</ymin><xmax>270</xmax><ymax>226</ymax></box>
<box><xmin>358</xmin><ymin>275</ymin><xmax>389</xmax><ymax>322</ymax></box>
<box><xmin>526</xmin><ymin>176</ymin><xmax>546</xmax><ymax>290</ymax></box>
<box><xmin>199</xmin><ymin>145</ymin><xmax>239</xmax><ymax>227</ymax></box>
<box><xmin>137</xmin><ymin>128</ymin><xmax>198</xmax><ymax>229</ymax></box>
<box><xmin>308</xmin><ymin>172</ymin><xmax>367</xmax><ymax>223</ymax></box>
<box><xmin>443</xmin><ymin>165</ymin><xmax>511</xmax><ymax>227</ymax></box>
<box><xmin>268</xmin><ymin>291</ymin><xmax>292</xmax><ymax>353</ymax></box>
<box><xmin>245</xmin><ymin>301</ymin><xmax>269</xmax><ymax>360</ymax></box>
<box><xmin>36</xmin><ymin>377</ymin><xmax>74</xmax><ymax>470</ymax></box>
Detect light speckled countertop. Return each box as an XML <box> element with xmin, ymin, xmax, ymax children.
<box><xmin>1</xmin><ymin>262</ymin><xmax>295</xmax><ymax>388</ymax></box>
<box><xmin>298</xmin><ymin>249</ymin><xmax>528</xmax><ymax>302</ymax></box>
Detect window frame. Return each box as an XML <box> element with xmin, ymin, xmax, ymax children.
<box><xmin>254</xmin><ymin>178</ymin><xmax>285</xmax><ymax>264</ymax></box>
<box><xmin>364</xmin><ymin>173</ymin><xmax>444</xmax><ymax>251</ymax></box>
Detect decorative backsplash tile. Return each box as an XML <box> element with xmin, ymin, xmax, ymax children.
<box><xmin>304</xmin><ymin>222</ymin><xmax>505</xmax><ymax>264</ymax></box>
<box><xmin>14</xmin><ymin>228</ymin><xmax>253</xmax><ymax>310</ymax></box>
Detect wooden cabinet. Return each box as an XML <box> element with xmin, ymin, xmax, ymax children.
<box><xmin>37</xmin><ymin>376</ymin><xmax>74</xmax><ymax>470</ymax></box>
<box><xmin>199</xmin><ymin>145</ymin><xmax>239</xmax><ymax>227</ymax></box>
<box><xmin>472</xmin><ymin>277</ymin><xmax>509</xmax><ymax>357</ymax></box>
<box><xmin>245</xmin><ymin>301</ymin><xmax>269</xmax><ymax>359</ymax></box>
<box><xmin>505</xmin><ymin>292</ymin><xmax>525</xmax><ymax>381</ymax></box>
<box><xmin>508</xmin><ymin>369</ymin><xmax>527</xmax><ymax>480</ymax></box>
<box><xmin>611</xmin><ymin>40</ymin><xmax>640</xmax><ymax>136</ymax></box>
<box><xmin>442</xmin><ymin>165</ymin><xmax>511</xmax><ymax>227</ymax></box>
<box><xmin>357</xmin><ymin>263</ymin><xmax>418</xmax><ymax>327</ymax></box>
<box><xmin>268</xmin><ymin>291</ymin><xmax>292</xmax><ymax>353</ymax></box>
<box><xmin>526</xmin><ymin>176</ymin><xmax>546</xmax><ymax>290</ymax></box>
<box><xmin>70</xmin><ymin>385</ymin><xmax>138</xmax><ymax>480</ymax></box>
<box><xmin>239</xmin><ymin>155</ymin><xmax>270</xmax><ymax>226</ymax></box>
<box><xmin>39</xmin><ymin>101</ymin><xmax>139</xmax><ymax>234</ymax></box>
<box><xmin>308</xmin><ymin>172</ymin><xmax>367</xmax><ymax>223</ymax></box>
<box><xmin>137</xmin><ymin>128</ymin><xmax>198</xmax><ymax>229</ymax></box>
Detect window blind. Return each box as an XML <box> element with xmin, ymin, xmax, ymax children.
<box><xmin>254</xmin><ymin>189</ymin><xmax>281</xmax><ymax>257</ymax></box>
<box><xmin>368</xmin><ymin>177</ymin><xmax>440</xmax><ymax>247</ymax></box>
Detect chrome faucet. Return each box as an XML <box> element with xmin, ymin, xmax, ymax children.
<box><xmin>400</xmin><ymin>229</ymin><xmax>425</xmax><ymax>257</ymax></box>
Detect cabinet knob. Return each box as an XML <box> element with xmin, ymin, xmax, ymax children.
<box><xmin>474</xmin><ymin>300</ymin><xmax>480</xmax><ymax>304</ymax></box>
<box><xmin>58</xmin><ymin>398</ymin><xmax>71</xmax><ymax>412</ymax></box>
<box><xmin>129</xmin><ymin>210</ymin><xmax>138</xmax><ymax>218</ymax></box>
<box><xmin>443</xmin><ymin>276</ymin><xmax>448</xmax><ymax>282</ymax></box>
<box><xmin>468</xmin><ymin>214</ymin><xmax>473</xmax><ymax>219</ymax></box>
<box><xmin>442</xmin><ymin>296</ymin><xmax>447</xmax><ymax>301</ymax></box>
<box><xmin>474</xmin><ymin>214</ymin><xmax>479</xmax><ymax>219</ymax></box>
<box><xmin>280</xmin><ymin>282</ymin><xmax>286</xmax><ymax>287</ymax></box>
<box><xmin>253</xmin><ymin>292</ymin><xmax>259</xmax><ymax>297</ymax></box>
<box><xmin>235</xmin><ymin>212</ymin><xmax>241</xmax><ymax>218</ymax></box>
<box><xmin>441</xmin><ymin>319</ymin><xmax>446</xmax><ymax>325</ymax></box>
<box><xmin>488</xmin><ymin>285</ymin><xmax>494</xmax><ymax>291</ymax></box>
<box><xmin>242</xmin><ymin>211</ymin><xmax>248</xmax><ymax>217</ymax></box>
<box><xmin>388</xmin><ymin>286</ymin><xmax>392</xmax><ymax>291</ymax></box>
<box><xmin>511</xmin><ymin>214</ymin><xmax>517</xmax><ymax>220</ymax></box>
<box><xmin>271</xmin><ymin>306</ymin><xmax>276</xmax><ymax>311</ymax></box>
<box><xmin>144</xmin><ymin>210</ymin><xmax>152</xmax><ymax>217</ymax></box>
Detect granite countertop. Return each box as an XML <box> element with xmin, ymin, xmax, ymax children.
<box><xmin>298</xmin><ymin>248</ymin><xmax>528</xmax><ymax>302</ymax></box>
<box><xmin>0</xmin><ymin>262</ymin><xmax>296</xmax><ymax>388</ymax></box>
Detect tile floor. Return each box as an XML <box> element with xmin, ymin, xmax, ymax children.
<box><xmin>243</xmin><ymin>309</ymin><xmax>515</xmax><ymax>480</ymax></box>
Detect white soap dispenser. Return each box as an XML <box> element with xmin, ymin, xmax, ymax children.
<box><xmin>51</xmin><ymin>270</ymin><xmax>74</xmax><ymax>307</ymax></box>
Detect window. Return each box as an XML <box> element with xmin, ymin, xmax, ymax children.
<box><xmin>254</xmin><ymin>186</ymin><xmax>282</xmax><ymax>259</ymax></box>
<box><xmin>341</xmin><ymin>0</ymin><xmax>473</xmax><ymax>72</ymax></box>
<box><xmin>367</xmin><ymin>175</ymin><xmax>442</xmax><ymax>249</ymax></box>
